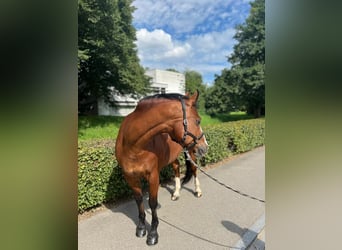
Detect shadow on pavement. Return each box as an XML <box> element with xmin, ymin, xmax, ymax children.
<box><xmin>222</xmin><ymin>220</ymin><xmax>246</xmax><ymax>237</ymax></box>
<box><xmin>223</xmin><ymin>220</ymin><xmax>263</xmax><ymax>249</ymax></box>
<box><xmin>105</xmin><ymin>198</ymin><xmax>152</xmax><ymax>232</ymax></box>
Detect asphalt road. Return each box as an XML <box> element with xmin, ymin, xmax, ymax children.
<box><xmin>78</xmin><ymin>146</ymin><xmax>265</xmax><ymax>250</ymax></box>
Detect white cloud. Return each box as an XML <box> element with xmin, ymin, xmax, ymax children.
<box><xmin>136</xmin><ymin>29</ymin><xmax>192</xmax><ymax>63</ymax></box>
<box><xmin>136</xmin><ymin>29</ymin><xmax>173</xmax><ymax>52</ymax></box>
<box><xmin>133</xmin><ymin>0</ymin><xmax>236</xmax><ymax>34</ymax></box>
<box><xmin>187</xmin><ymin>28</ymin><xmax>236</xmax><ymax>56</ymax></box>
<box><xmin>132</xmin><ymin>0</ymin><xmax>251</xmax><ymax>83</ymax></box>
<box><xmin>164</xmin><ymin>43</ymin><xmax>191</xmax><ymax>59</ymax></box>
<box><xmin>136</xmin><ymin>28</ymin><xmax>236</xmax><ymax>83</ymax></box>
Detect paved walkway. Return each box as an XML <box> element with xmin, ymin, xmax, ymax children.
<box><xmin>78</xmin><ymin>147</ymin><xmax>265</xmax><ymax>250</ymax></box>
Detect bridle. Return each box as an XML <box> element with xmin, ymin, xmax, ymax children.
<box><xmin>172</xmin><ymin>97</ymin><xmax>204</xmax><ymax>150</ymax></box>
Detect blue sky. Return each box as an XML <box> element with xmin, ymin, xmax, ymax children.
<box><xmin>132</xmin><ymin>0</ymin><xmax>251</xmax><ymax>85</ymax></box>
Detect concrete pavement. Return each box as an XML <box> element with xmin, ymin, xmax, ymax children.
<box><xmin>78</xmin><ymin>146</ymin><xmax>265</xmax><ymax>250</ymax></box>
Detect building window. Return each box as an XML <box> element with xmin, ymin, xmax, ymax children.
<box><xmin>152</xmin><ymin>87</ymin><xmax>166</xmax><ymax>95</ymax></box>
<box><xmin>152</xmin><ymin>87</ymin><xmax>160</xmax><ymax>95</ymax></box>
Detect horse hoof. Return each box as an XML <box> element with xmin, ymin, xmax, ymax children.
<box><xmin>146</xmin><ymin>233</ymin><xmax>158</xmax><ymax>245</ymax></box>
<box><xmin>136</xmin><ymin>227</ymin><xmax>146</xmax><ymax>237</ymax></box>
<box><xmin>171</xmin><ymin>195</ymin><xmax>179</xmax><ymax>201</ymax></box>
<box><xmin>195</xmin><ymin>192</ymin><xmax>202</xmax><ymax>198</ymax></box>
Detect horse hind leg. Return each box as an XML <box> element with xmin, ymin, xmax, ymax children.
<box><xmin>146</xmin><ymin>170</ymin><xmax>160</xmax><ymax>245</ymax></box>
<box><xmin>124</xmin><ymin>175</ymin><xmax>146</xmax><ymax>237</ymax></box>
<box><xmin>171</xmin><ymin>159</ymin><xmax>181</xmax><ymax>201</ymax></box>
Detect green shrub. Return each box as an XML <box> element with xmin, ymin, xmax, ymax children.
<box><xmin>78</xmin><ymin>140</ymin><xmax>179</xmax><ymax>213</ymax></box>
<box><xmin>203</xmin><ymin>118</ymin><xmax>265</xmax><ymax>163</ymax></box>
<box><xmin>78</xmin><ymin>140</ymin><xmax>131</xmax><ymax>212</ymax></box>
<box><xmin>78</xmin><ymin>118</ymin><xmax>265</xmax><ymax>212</ymax></box>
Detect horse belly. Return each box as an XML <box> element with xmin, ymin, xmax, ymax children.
<box><xmin>120</xmin><ymin>152</ymin><xmax>158</xmax><ymax>178</ymax></box>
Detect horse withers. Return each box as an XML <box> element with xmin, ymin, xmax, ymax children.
<box><xmin>115</xmin><ymin>91</ymin><xmax>208</xmax><ymax>245</ymax></box>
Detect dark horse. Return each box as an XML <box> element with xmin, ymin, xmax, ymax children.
<box><xmin>115</xmin><ymin>91</ymin><xmax>208</xmax><ymax>245</ymax></box>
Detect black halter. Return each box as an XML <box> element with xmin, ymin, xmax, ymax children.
<box><xmin>172</xmin><ymin>97</ymin><xmax>204</xmax><ymax>150</ymax></box>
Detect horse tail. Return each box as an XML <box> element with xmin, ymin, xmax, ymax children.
<box><xmin>181</xmin><ymin>153</ymin><xmax>193</xmax><ymax>185</ymax></box>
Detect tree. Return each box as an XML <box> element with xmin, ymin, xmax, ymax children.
<box><xmin>229</xmin><ymin>0</ymin><xmax>265</xmax><ymax>117</ymax></box>
<box><xmin>205</xmin><ymin>78</ymin><xmax>228</xmax><ymax>115</ymax></box>
<box><xmin>78</xmin><ymin>0</ymin><xmax>150</xmax><ymax>114</ymax></box>
<box><xmin>184</xmin><ymin>70</ymin><xmax>207</xmax><ymax>112</ymax></box>
<box><xmin>165</xmin><ymin>68</ymin><xmax>180</xmax><ymax>73</ymax></box>
<box><xmin>205</xmin><ymin>0</ymin><xmax>265</xmax><ymax>117</ymax></box>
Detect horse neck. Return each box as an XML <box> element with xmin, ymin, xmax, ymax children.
<box><xmin>126</xmin><ymin>101</ymin><xmax>181</xmax><ymax>150</ymax></box>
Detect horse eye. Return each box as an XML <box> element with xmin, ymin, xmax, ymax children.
<box><xmin>196</xmin><ymin>119</ymin><xmax>201</xmax><ymax>126</ymax></box>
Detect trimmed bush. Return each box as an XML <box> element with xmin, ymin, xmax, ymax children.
<box><xmin>78</xmin><ymin>118</ymin><xmax>265</xmax><ymax>212</ymax></box>
<box><xmin>203</xmin><ymin>118</ymin><xmax>265</xmax><ymax>163</ymax></box>
<box><xmin>78</xmin><ymin>140</ymin><xmax>174</xmax><ymax>212</ymax></box>
<box><xmin>78</xmin><ymin>140</ymin><xmax>131</xmax><ymax>212</ymax></box>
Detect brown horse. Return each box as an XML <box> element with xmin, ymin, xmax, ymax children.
<box><xmin>115</xmin><ymin>91</ymin><xmax>208</xmax><ymax>245</ymax></box>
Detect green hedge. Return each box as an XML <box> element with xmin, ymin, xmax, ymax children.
<box><xmin>78</xmin><ymin>140</ymin><xmax>130</xmax><ymax>212</ymax></box>
<box><xmin>78</xmin><ymin>140</ymin><xmax>175</xmax><ymax>212</ymax></box>
<box><xmin>203</xmin><ymin>118</ymin><xmax>265</xmax><ymax>163</ymax></box>
<box><xmin>78</xmin><ymin>118</ymin><xmax>265</xmax><ymax>212</ymax></box>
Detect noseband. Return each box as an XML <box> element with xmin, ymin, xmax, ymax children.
<box><xmin>172</xmin><ymin>97</ymin><xmax>204</xmax><ymax>150</ymax></box>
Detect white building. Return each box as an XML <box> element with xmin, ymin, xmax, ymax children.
<box><xmin>145</xmin><ymin>69</ymin><xmax>185</xmax><ymax>95</ymax></box>
<box><xmin>97</xmin><ymin>69</ymin><xmax>185</xmax><ymax>116</ymax></box>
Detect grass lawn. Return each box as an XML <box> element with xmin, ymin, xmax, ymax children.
<box><xmin>78</xmin><ymin>111</ymin><xmax>255</xmax><ymax>141</ymax></box>
<box><xmin>78</xmin><ymin>116</ymin><xmax>125</xmax><ymax>141</ymax></box>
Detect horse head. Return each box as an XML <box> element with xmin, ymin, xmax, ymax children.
<box><xmin>172</xmin><ymin>90</ymin><xmax>208</xmax><ymax>159</ymax></box>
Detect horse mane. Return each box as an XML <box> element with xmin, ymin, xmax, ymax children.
<box><xmin>137</xmin><ymin>93</ymin><xmax>190</xmax><ymax>109</ymax></box>
<box><xmin>139</xmin><ymin>93</ymin><xmax>189</xmax><ymax>103</ymax></box>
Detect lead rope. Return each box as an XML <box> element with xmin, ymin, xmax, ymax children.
<box><xmin>184</xmin><ymin>150</ymin><xmax>265</xmax><ymax>203</ymax></box>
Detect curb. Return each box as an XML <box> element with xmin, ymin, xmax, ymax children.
<box><xmin>233</xmin><ymin>213</ymin><xmax>265</xmax><ymax>250</ymax></box>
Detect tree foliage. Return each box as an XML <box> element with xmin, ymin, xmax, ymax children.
<box><xmin>165</xmin><ymin>68</ymin><xmax>180</xmax><ymax>73</ymax></box>
<box><xmin>206</xmin><ymin>0</ymin><xmax>265</xmax><ymax>117</ymax></box>
<box><xmin>206</xmin><ymin>69</ymin><xmax>238</xmax><ymax>114</ymax></box>
<box><xmin>78</xmin><ymin>0</ymin><xmax>150</xmax><ymax>114</ymax></box>
<box><xmin>184</xmin><ymin>70</ymin><xmax>207</xmax><ymax>112</ymax></box>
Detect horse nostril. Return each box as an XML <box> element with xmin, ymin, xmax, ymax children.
<box><xmin>197</xmin><ymin>145</ymin><xmax>208</xmax><ymax>157</ymax></box>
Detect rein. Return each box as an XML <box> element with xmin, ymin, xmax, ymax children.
<box><xmin>171</xmin><ymin>96</ymin><xmax>264</xmax><ymax>203</ymax></box>
<box><xmin>184</xmin><ymin>150</ymin><xmax>265</xmax><ymax>203</ymax></box>
<box><xmin>172</xmin><ymin>97</ymin><xmax>204</xmax><ymax>150</ymax></box>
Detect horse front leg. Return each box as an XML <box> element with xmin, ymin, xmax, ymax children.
<box><xmin>194</xmin><ymin>173</ymin><xmax>202</xmax><ymax>197</ymax></box>
<box><xmin>146</xmin><ymin>170</ymin><xmax>159</xmax><ymax>245</ymax></box>
<box><xmin>171</xmin><ymin>159</ymin><xmax>181</xmax><ymax>200</ymax></box>
<box><xmin>190</xmin><ymin>153</ymin><xmax>202</xmax><ymax>198</ymax></box>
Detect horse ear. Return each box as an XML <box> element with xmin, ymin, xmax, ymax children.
<box><xmin>190</xmin><ymin>89</ymin><xmax>200</xmax><ymax>104</ymax></box>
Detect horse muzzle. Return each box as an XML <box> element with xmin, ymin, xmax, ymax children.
<box><xmin>194</xmin><ymin>144</ymin><xmax>208</xmax><ymax>158</ymax></box>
